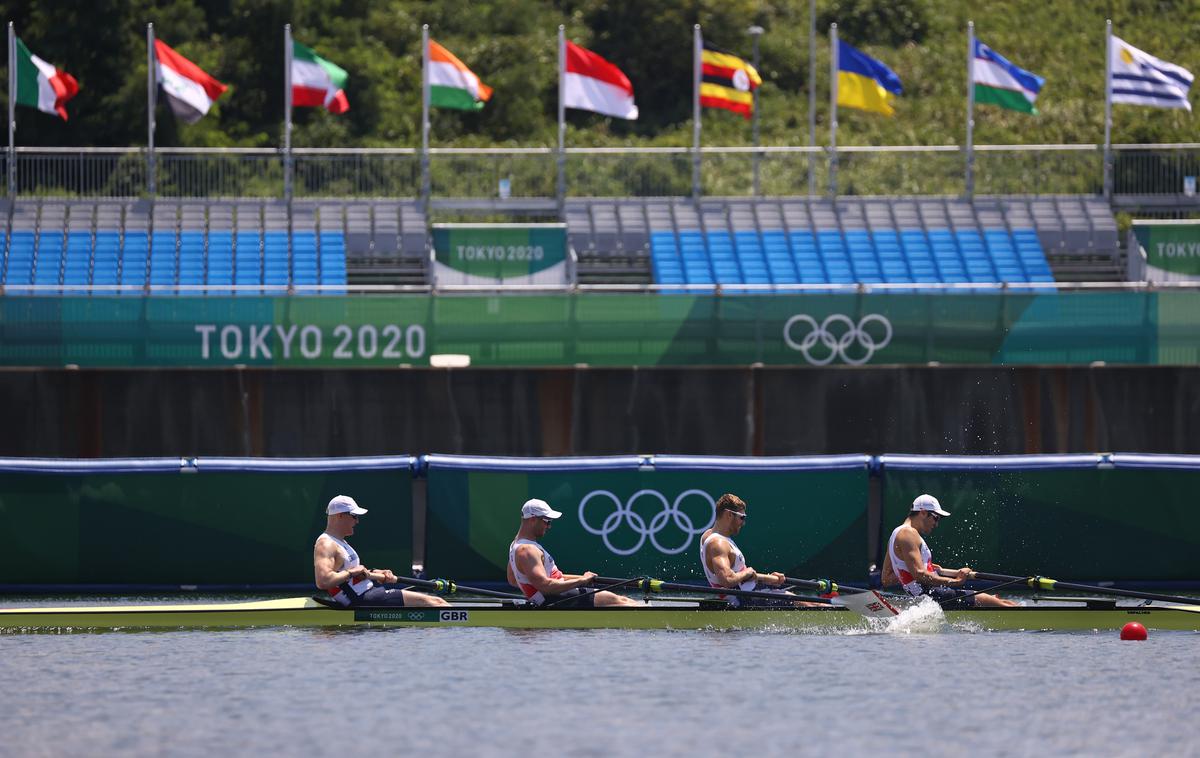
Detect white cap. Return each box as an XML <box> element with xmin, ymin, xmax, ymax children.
<box><xmin>521</xmin><ymin>498</ymin><xmax>562</xmax><ymax>519</ymax></box>
<box><xmin>327</xmin><ymin>495</ymin><xmax>368</xmax><ymax>516</ymax></box>
<box><xmin>911</xmin><ymin>494</ymin><xmax>950</xmax><ymax>517</ymax></box>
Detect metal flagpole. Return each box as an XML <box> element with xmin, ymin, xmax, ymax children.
<box><xmin>421</xmin><ymin>24</ymin><xmax>431</xmax><ymax>216</ymax></box>
<box><xmin>965</xmin><ymin>21</ymin><xmax>975</xmax><ymax>200</ymax></box>
<box><xmin>283</xmin><ymin>24</ymin><xmax>293</xmax><ymax>205</ymax></box>
<box><xmin>692</xmin><ymin>24</ymin><xmax>702</xmax><ymax>200</ymax></box>
<box><xmin>748</xmin><ymin>25</ymin><xmax>763</xmax><ymax>196</ymax></box>
<box><xmin>1103</xmin><ymin>18</ymin><xmax>1113</xmax><ymax>200</ymax></box>
<box><xmin>8</xmin><ymin>23</ymin><xmax>15</xmax><ymax>199</ymax></box>
<box><xmin>147</xmin><ymin>23</ymin><xmax>157</xmax><ymax>196</ymax></box>
<box><xmin>557</xmin><ymin>25</ymin><xmax>566</xmax><ymax>213</ymax></box>
<box><xmin>829</xmin><ymin>23</ymin><xmax>838</xmax><ymax>198</ymax></box>
<box><xmin>807</xmin><ymin>0</ymin><xmax>816</xmax><ymax>196</ymax></box>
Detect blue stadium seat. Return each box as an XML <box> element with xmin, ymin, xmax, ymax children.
<box><xmin>178</xmin><ymin>232</ymin><xmax>204</xmax><ymax>292</ymax></box>
<box><xmin>787</xmin><ymin>230</ymin><xmax>827</xmax><ymax>284</ymax></box>
<box><xmin>928</xmin><ymin>229</ymin><xmax>966</xmax><ymax>282</ymax></box>
<box><xmin>93</xmin><ymin>231</ymin><xmax>122</xmax><ymax>293</ymax></box>
<box><xmin>4</xmin><ymin>231</ymin><xmax>36</xmax><ymax>290</ymax></box>
<box><xmin>146</xmin><ymin>231</ymin><xmax>176</xmax><ymax>290</ymax></box>
<box><xmin>33</xmin><ymin>232</ymin><xmax>65</xmax><ymax>291</ymax></box>
<box><xmin>762</xmin><ymin>231</ymin><xmax>798</xmax><ymax>284</ymax></box>
<box><xmin>845</xmin><ymin>230</ymin><xmax>883</xmax><ymax>283</ymax></box>
<box><xmin>649</xmin><ymin>231</ymin><xmax>684</xmax><ymax>288</ymax></box>
<box><xmin>817</xmin><ymin>230</ymin><xmax>853</xmax><ymax>284</ymax></box>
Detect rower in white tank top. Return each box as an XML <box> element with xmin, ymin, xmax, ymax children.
<box><xmin>700</xmin><ymin>532</ymin><xmax>757</xmax><ymax>598</ymax></box>
<box><xmin>508</xmin><ymin>537</ymin><xmax>564</xmax><ymax>605</ymax></box>
<box><xmin>887</xmin><ymin>524</ymin><xmax>933</xmax><ymax>596</ymax></box>
<box><xmin>316</xmin><ymin>532</ymin><xmax>374</xmax><ymax>605</ymax></box>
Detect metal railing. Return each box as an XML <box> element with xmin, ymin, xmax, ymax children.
<box><xmin>3</xmin><ymin>144</ymin><xmax>1200</xmax><ymax>201</ymax></box>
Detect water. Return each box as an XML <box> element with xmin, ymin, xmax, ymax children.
<box><xmin>2</xmin><ymin>615</ymin><xmax>1197</xmax><ymax>757</ymax></box>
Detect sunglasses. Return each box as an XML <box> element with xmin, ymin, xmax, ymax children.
<box><xmin>723</xmin><ymin>510</ymin><xmax>747</xmax><ymax>521</ymax></box>
<box><xmin>928</xmin><ymin>512</ymin><xmax>941</xmax><ymax>523</ymax></box>
<box><xmin>541</xmin><ymin>518</ymin><xmax>553</xmax><ymax>525</ymax></box>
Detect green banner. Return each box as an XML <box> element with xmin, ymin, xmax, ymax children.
<box><xmin>0</xmin><ymin>466</ymin><xmax>412</xmax><ymax>586</ymax></box>
<box><xmin>424</xmin><ymin>462</ymin><xmax>869</xmax><ymax>583</ymax></box>
<box><xmin>880</xmin><ymin>468</ymin><xmax>1200</xmax><ymax>582</ymax></box>
<box><xmin>0</xmin><ymin>291</ymin><xmax>1197</xmax><ymax>368</ymax></box>
<box><xmin>1134</xmin><ymin>221</ymin><xmax>1200</xmax><ymax>276</ymax></box>
<box><xmin>432</xmin><ymin>224</ymin><xmax>566</xmax><ymax>280</ymax></box>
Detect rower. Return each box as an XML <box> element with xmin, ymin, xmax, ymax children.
<box><xmin>700</xmin><ymin>493</ymin><xmax>822</xmax><ymax>607</ymax></box>
<box><xmin>314</xmin><ymin>495</ymin><xmax>448</xmax><ymax>608</ymax></box>
<box><xmin>507</xmin><ymin>499</ymin><xmax>638</xmax><ymax>608</ymax></box>
<box><xmin>881</xmin><ymin>494</ymin><xmax>1017</xmax><ymax>608</ymax></box>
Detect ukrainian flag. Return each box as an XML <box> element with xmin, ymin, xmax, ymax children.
<box><xmin>837</xmin><ymin>40</ymin><xmax>902</xmax><ymax>116</ymax></box>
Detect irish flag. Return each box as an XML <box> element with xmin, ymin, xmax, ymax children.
<box><xmin>563</xmin><ymin>40</ymin><xmax>637</xmax><ymax>120</ymax></box>
<box><xmin>292</xmin><ymin>40</ymin><xmax>349</xmax><ymax>114</ymax></box>
<box><xmin>154</xmin><ymin>39</ymin><xmax>227</xmax><ymax>124</ymax></box>
<box><xmin>972</xmin><ymin>38</ymin><xmax>1044</xmax><ymax>114</ymax></box>
<box><xmin>14</xmin><ymin>37</ymin><xmax>79</xmax><ymax>121</ymax></box>
<box><xmin>429</xmin><ymin>40</ymin><xmax>492</xmax><ymax>111</ymax></box>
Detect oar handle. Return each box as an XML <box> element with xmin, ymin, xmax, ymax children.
<box><xmin>782</xmin><ymin>576</ymin><xmax>869</xmax><ymax>595</ymax></box>
<box><xmin>392</xmin><ymin>576</ymin><xmax>524</xmax><ymax>600</ymax></box>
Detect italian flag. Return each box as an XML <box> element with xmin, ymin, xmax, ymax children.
<box><xmin>14</xmin><ymin>37</ymin><xmax>79</xmax><ymax>121</ymax></box>
<box><xmin>292</xmin><ymin>40</ymin><xmax>349</xmax><ymax>114</ymax></box>
<box><xmin>428</xmin><ymin>40</ymin><xmax>492</xmax><ymax>111</ymax></box>
<box><xmin>155</xmin><ymin>39</ymin><xmax>227</xmax><ymax>124</ymax></box>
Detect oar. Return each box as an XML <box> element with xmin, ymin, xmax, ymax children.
<box><xmin>393</xmin><ymin>576</ymin><xmax>525</xmax><ymax>601</ymax></box>
<box><xmin>782</xmin><ymin>576</ymin><xmax>872</xmax><ymax>595</ymax></box>
<box><xmin>592</xmin><ymin>576</ymin><xmax>833</xmax><ymax>606</ymax></box>
<box><xmin>938</xmin><ymin>569</ymin><xmax>1200</xmax><ymax>606</ymax></box>
<box><xmin>539</xmin><ymin>575</ymin><xmax>647</xmax><ymax>609</ymax></box>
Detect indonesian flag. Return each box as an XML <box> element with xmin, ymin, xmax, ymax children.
<box><xmin>563</xmin><ymin>40</ymin><xmax>637</xmax><ymax>120</ymax></box>
<box><xmin>429</xmin><ymin>40</ymin><xmax>492</xmax><ymax>111</ymax></box>
<box><xmin>292</xmin><ymin>40</ymin><xmax>349</xmax><ymax>114</ymax></box>
<box><xmin>14</xmin><ymin>37</ymin><xmax>79</xmax><ymax>121</ymax></box>
<box><xmin>154</xmin><ymin>39</ymin><xmax>228</xmax><ymax>124</ymax></box>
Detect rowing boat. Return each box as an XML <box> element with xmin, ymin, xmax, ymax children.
<box><xmin>2</xmin><ymin>597</ymin><xmax>1197</xmax><ymax>632</ymax></box>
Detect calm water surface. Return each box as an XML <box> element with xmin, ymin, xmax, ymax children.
<box><xmin>1</xmin><ymin>614</ymin><xmax>1197</xmax><ymax>757</ymax></box>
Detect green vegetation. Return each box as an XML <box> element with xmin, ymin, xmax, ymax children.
<box><xmin>3</xmin><ymin>0</ymin><xmax>1197</xmax><ymax>151</ymax></box>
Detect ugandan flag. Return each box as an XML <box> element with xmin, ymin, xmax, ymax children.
<box><xmin>700</xmin><ymin>41</ymin><xmax>761</xmax><ymax>119</ymax></box>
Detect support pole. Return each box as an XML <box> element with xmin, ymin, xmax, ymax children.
<box><xmin>692</xmin><ymin>24</ymin><xmax>702</xmax><ymax>200</ymax></box>
<box><xmin>748</xmin><ymin>25</ymin><xmax>763</xmax><ymax>196</ymax></box>
<box><xmin>283</xmin><ymin>24</ymin><xmax>293</xmax><ymax>205</ymax></box>
<box><xmin>829</xmin><ymin>24</ymin><xmax>838</xmax><ymax>198</ymax></box>
<box><xmin>147</xmin><ymin>23</ymin><xmax>157</xmax><ymax>196</ymax></box>
<box><xmin>1103</xmin><ymin>19</ymin><xmax>1113</xmax><ymax>200</ymax></box>
<box><xmin>8</xmin><ymin>23</ymin><xmax>15</xmax><ymax>198</ymax></box>
<box><xmin>421</xmin><ymin>24</ymin><xmax>431</xmax><ymax>216</ymax></box>
<box><xmin>557</xmin><ymin>25</ymin><xmax>566</xmax><ymax>213</ymax></box>
<box><xmin>807</xmin><ymin>0</ymin><xmax>816</xmax><ymax>196</ymax></box>
<box><xmin>965</xmin><ymin>21</ymin><xmax>975</xmax><ymax>199</ymax></box>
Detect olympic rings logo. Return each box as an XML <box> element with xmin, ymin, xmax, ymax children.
<box><xmin>783</xmin><ymin>313</ymin><xmax>893</xmax><ymax>365</ymax></box>
<box><xmin>578</xmin><ymin>489</ymin><xmax>716</xmax><ymax>556</ymax></box>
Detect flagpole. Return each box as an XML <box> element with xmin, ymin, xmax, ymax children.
<box><xmin>692</xmin><ymin>24</ymin><xmax>701</xmax><ymax>200</ymax></box>
<box><xmin>283</xmin><ymin>24</ymin><xmax>293</xmax><ymax>205</ymax></box>
<box><xmin>7</xmin><ymin>23</ymin><xmax>15</xmax><ymax>199</ymax></box>
<box><xmin>1103</xmin><ymin>18</ymin><xmax>1113</xmax><ymax>200</ymax></box>
<box><xmin>748</xmin><ymin>25</ymin><xmax>763</xmax><ymax>197</ymax></box>
<box><xmin>829</xmin><ymin>23</ymin><xmax>838</xmax><ymax>198</ymax></box>
<box><xmin>421</xmin><ymin>24</ymin><xmax>431</xmax><ymax>217</ymax></box>
<box><xmin>147</xmin><ymin>23</ymin><xmax>157</xmax><ymax>196</ymax></box>
<box><xmin>807</xmin><ymin>0</ymin><xmax>816</xmax><ymax>196</ymax></box>
<box><xmin>965</xmin><ymin>21</ymin><xmax>975</xmax><ymax>200</ymax></box>
<box><xmin>557</xmin><ymin>25</ymin><xmax>566</xmax><ymax>213</ymax></box>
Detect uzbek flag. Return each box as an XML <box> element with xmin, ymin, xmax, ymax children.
<box><xmin>428</xmin><ymin>40</ymin><xmax>492</xmax><ymax>111</ymax></box>
<box><xmin>14</xmin><ymin>37</ymin><xmax>79</xmax><ymax>121</ymax></box>
<box><xmin>837</xmin><ymin>39</ymin><xmax>902</xmax><ymax>116</ymax></box>
<box><xmin>292</xmin><ymin>40</ymin><xmax>349</xmax><ymax>114</ymax></box>
<box><xmin>973</xmin><ymin>39</ymin><xmax>1044</xmax><ymax>115</ymax></box>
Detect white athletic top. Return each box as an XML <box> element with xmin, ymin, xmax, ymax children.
<box><xmin>317</xmin><ymin>532</ymin><xmax>373</xmax><ymax>606</ymax></box>
<box><xmin>700</xmin><ymin>531</ymin><xmax>756</xmax><ymax>607</ymax></box>
<box><xmin>887</xmin><ymin>524</ymin><xmax>934</xmax><ymax>596</ymax></box>
<box><xmin>509</xmin><ymin>538</ymin><xmax>563</xmax><ymax>605</ymax></box>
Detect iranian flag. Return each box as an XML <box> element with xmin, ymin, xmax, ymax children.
<box><xmin>429</xmin><ymin>40</ymin><xmax>492</xmax><ymax>111</ymax></box>
<box><xmin>563</xmin><ymin>40</ymin><xmax>637</xmax><ymax>120</ymax></box>
<box><xmin>292</xmin><ymin>40</ymin><xmax>349</xmax><ymax>114</ymax></box>
<box><xmin>154</xmin><ymin>39</ymin><xmax>227</xmax><ymax>124</ymax></box>
<box><xmin>14</xmin><ymin>37</ymin><xmax>79</xmax><ymax>121</ymax></box>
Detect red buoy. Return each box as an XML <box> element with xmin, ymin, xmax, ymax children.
<box><xmin>1120</xmin><ymin>622</ymin><xmax>1148</xmax><ymax>641</ymax></box>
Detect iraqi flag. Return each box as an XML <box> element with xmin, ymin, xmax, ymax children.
<box><xmin>429</xmin><ymin>39</ymin><xmax>492</xmax><ymax>111</ymax></box>
<box><xmin>14</xmin><ymin>37</ymin><xmax>79</xmax><ymax>121</ymax></box>
<box><xmin>563</xmin><ymin>40</ymin><xmax>637</xmax><ymax>119</ymax></box>
<box><xmin>292</xmin><ymin>40</ymin><xmax>349</xmax><ymax>114</ymax></box>
<box><xmin>154</xmin><ymin>39</ymin><xmax>228</xmax><ymax>124</ymax></box>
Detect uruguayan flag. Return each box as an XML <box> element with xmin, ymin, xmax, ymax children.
<box><xmin>1109</xmin><ymin>35</ymin><xmax>1193</xmax><ymax>111</ymax></box>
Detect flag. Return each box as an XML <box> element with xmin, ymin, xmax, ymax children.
<box><xmin>837</xmin><ymin>39</ymin><xmax>902</xmax><ymax>116</ymax></box>
<box><xmin>700</xmin><ymin>41</ymin><xmax>761</xmax><ymax>118</ymax></box>
<box><xmin>292</xmin><ymin>40</ymin><xmax>349</xmax><ymax>114</ymax></box>
<box><xmin>154</xmin><ymin>39</ymin><xmax>227</xmax><ymax>124</ymax></box>
<box><xmin>1109</xmin><ymin>35</ymin><xmax>1193</xmax><ymax>111</ymax></box>
<box><xmin>973</xmin><ymin>38</ymin><xmax>1043</xmax><ymax>114</ymax></box>
<box><xmin>14</xmin><ymin>37</ymin><xmax>79</xmax><ymax>121</ymax></box>
<box><xmin>429</xmin><ymin>40</ymin><xmax>492</xmax><ymax>111</ymax></box>
<box><xmin>563</xmin><ymin>40</ymin><xmax>637</xmax><ymax>119</ymax></box>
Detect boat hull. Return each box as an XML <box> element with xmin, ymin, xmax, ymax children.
<box><xmin>1</xmin><ymin>598</ymin><xmax>1197</xmax><ymax>632</ymax></box>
